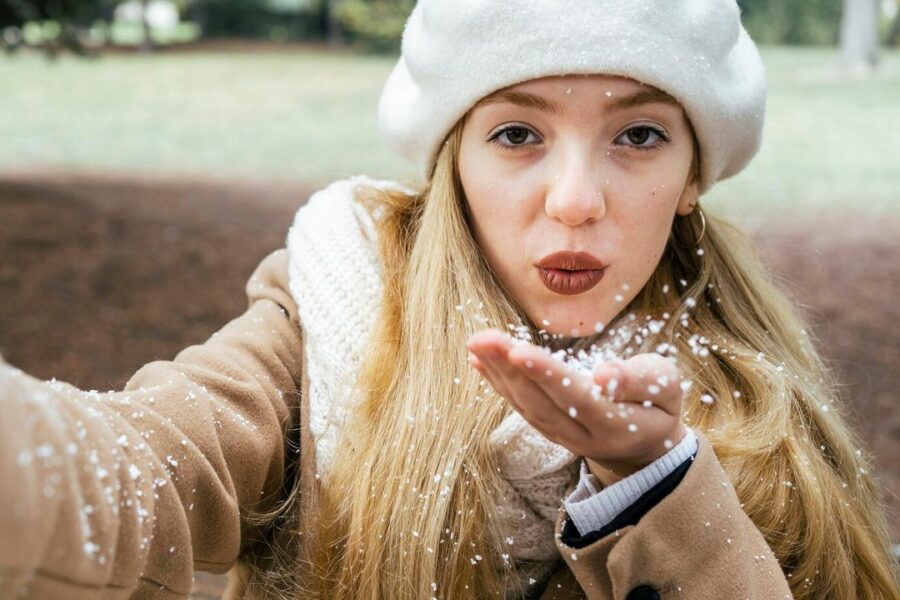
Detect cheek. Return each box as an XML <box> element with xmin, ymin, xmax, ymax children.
<box><xmin>464</xmin><ymin>186</ymin><xmax>526</xmax><ymax>277</ymax></box>
<box><xmin>614</xmin><ymin>192</ymin><xmax>679</xmax><ymax>278</ymax></box>
<box><xmin>460</xmin><ymin>152</ymin><xmax>534</xmax><ymax>257</ymax></box>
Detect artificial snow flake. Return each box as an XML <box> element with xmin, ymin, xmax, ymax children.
<box><xmin>607</xmin><ymin>378</ymin><xmax>619</xmax><ymax>394</ymax></box>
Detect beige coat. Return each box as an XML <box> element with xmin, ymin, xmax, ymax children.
<box><xmin>0</xmin><ymin>249</ymin><xmax>792</xmax><ymax>599</ymax></box>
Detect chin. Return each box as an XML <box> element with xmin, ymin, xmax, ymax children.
<box><xmin>527</xmin><ymin>305</ymin><xmax>609</xmax><ymax>338</ymax></box>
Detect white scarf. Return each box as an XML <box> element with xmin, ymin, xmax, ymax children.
<box><xmin>286</xmin><ymin>175</ymin><xmax>579</xmax><ymax>573</ymax></box>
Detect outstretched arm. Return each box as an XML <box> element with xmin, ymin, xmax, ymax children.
<box><xmin>0</xmin><ymin>249</ymin><xmax>303</xmax><ymax>599</ymax></box>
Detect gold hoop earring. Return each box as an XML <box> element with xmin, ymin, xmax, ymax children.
<box><xmin>694</xmin><ymin>206</ymin><xmax>706</xmax><ymax>246</ymax></box>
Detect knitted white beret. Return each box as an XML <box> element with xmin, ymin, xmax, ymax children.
<box><xmin>377</xmin><ymin>0</ymin><xmax>767</xmax><ymax>194</ymax></box>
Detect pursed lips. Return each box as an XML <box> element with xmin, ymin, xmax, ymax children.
<box><xmin>535</xmin><ymin>251</ymin><xmax>608</xmax><ymax>295</ymax></box>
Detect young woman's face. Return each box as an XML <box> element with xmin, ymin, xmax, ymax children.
<box><xmin>458</xmin><ymin>74</ymin><xmax>700</xmax><ymax>336</ymax></box>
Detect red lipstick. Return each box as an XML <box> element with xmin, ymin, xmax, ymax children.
<box><xmin>536</xmin><ymin>251</ymin><xmax>607</xmax><ymax>296</ymax></box>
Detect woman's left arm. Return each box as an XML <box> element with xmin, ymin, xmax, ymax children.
<box><xmin>553</xmin><ymin>428</ymin><xmax>791</xmax><ymax>600</ymax></box>
<box><xmin>468</xmin><ymin>331</ymin><xmax>792</xmax><ymax>600</ymax></box>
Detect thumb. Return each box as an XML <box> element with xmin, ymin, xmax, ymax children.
<box><xmin>594</xmin><ymin>354</ymin><xmax>681</xmax><ymax>408</ymax></box>
<box><xmin>593</xmin><ymin>359</ymin><xmax>629</xmax><ymax>401</ymax></box>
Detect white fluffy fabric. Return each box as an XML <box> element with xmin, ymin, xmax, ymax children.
<box><xmin>377</xmin><ymin>0</ymin><xmax>766</xmax><ymax>194</ymax></box>
<box><xmin>286</xmin><ymin>175</ymin><xmax>580</xmax><ymax>587</ymax></box>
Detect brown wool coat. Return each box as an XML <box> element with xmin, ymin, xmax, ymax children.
<box><xmin>0</xmin><ymin>249</ymin><xmax>792</xmax><ymax>599</ymax></box>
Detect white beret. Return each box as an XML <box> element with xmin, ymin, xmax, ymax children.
<box><xmin>377</xmin><ymin>0</ymin><xmax>767</xmax><ymax>194</ymax></box>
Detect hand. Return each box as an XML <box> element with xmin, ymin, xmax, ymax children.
<box><xmin>467</xmin><ymin>329</ymin><xmax>687</xmax><ymax>487</ymax></box>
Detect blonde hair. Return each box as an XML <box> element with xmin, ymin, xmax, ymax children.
<box><xmin>245</xmin><ymin>114</ymin><xmax>898</xmax><ymax>599</ymax></box>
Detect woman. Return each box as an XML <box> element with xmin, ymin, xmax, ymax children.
<box><xmin>1</xmin><ymin>1</ymin><xmax>897</xmax><ymax>599</ymax></box>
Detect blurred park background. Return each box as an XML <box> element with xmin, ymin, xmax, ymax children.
<box><xmin>0</xmin><ymin>0</ymin><xmax>898</xmax><ymax>595</ymax></box>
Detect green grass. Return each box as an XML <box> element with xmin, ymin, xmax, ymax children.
<box><xmin>0</xmin><ymin>45</ymin><xmax>897</xmax><ymax>216</ymax></box>
<box><xmin>704</xmin><ymin>46</ymin><xmax>900</xmax><ymax>219</ymax></box>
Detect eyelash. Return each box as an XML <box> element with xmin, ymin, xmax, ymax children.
<box><xmin>487</xmin><ymin>124</ymin><xmax>671</xmax><ymax>152</ymax></box>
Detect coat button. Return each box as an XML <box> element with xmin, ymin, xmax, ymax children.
<box><xmin>625</xmin><ymin>585</ymin><xmax>660</xmax><ymax>600</ymax></box>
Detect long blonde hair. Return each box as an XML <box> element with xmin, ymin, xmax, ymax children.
<box><xmin>247</xmin><ymin>115</ymin><xmax>898</xmax><ymax>599</ymax></box>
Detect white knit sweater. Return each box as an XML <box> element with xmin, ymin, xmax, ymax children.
<box><xmin>285</xmin><ymin>175</ymin><xmax>695</xmax><ymax>591</ymax></box>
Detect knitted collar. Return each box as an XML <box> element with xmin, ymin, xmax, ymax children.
<box><xmin>285</xmin><ymin>175</ymin><xmax>579</xmax><ymax>571</ymax></box>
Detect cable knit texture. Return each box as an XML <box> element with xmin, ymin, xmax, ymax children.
<box><xmin>285</xmin><ymin>175</ymin><xmax>581</xmax><ymax>580</ymax></box>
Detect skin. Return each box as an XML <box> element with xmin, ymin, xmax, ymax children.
<box><xmin>462</xmin><ymin>74</ymin><xmax>699</xmax><ymax>485</ymax></box>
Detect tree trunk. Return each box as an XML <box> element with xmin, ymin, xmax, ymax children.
<box><xmin>321</xmin><ymin>0</ymin><xmax>344</xmax><ymax>46</ymax></box>
<box><xmin>888</xmin><ymin>9</ymin><xmax>900</xmax><ymax>46</ymax></box>
<box><xmin>139</xmin><ymin>0</ymin><xmax>155</xmax><ymax>53</ymax></box>
<box><xmin>840</xmin><ymin>0</ymin><xmax>879</xmax><ymax>72</ymax></box>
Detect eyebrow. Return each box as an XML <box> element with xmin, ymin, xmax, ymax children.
<box><xmin>476</xmin><ymin>87</ymin><xmax>680</xmax><ymax>114</ymax></box>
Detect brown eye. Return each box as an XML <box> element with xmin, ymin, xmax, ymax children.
<box><xmin>488</xmin><ymin>125</ymin><xmax>542</xmax><ymax>150</ymax></box>
<box><xmin>504</xmin><ymin>127</ymin><xmax>530</xmax><ymax>144</ymax></box>
<box><xmin>615</xmin><ymin>125</ymin><xmax>669</xmax><ymax>152</ymax></box>
<box><xmin>626</xmin><ymin>127</ymin><xmax>651</xmax><ymax>145</ymax></box>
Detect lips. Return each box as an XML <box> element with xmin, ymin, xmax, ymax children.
<box><xmin>536</xmin><ymin>251</ymin><xmax>607</xmax><ymax>295</ymax></box>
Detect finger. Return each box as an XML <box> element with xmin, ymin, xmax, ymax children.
<box><xmin>467</xmin><ymin>328</ymin><xmax>517</xmax><ymax>356</ymax></box>
<box><xmin>468</xmin><ymin>352</ymin><xmax>498</xmax><ymax>394</ymax></box>
<box><xmin>472</xmin><ymin>348</ymin><xmax>515</xmax><ymax>400</ymax></box>
<box><xmin>468</xmin><ymin>329</ymin><xmax>530</xmax><ymax>402</ymax></box>
<box><xmin>502</xmin><ymin>346</ymin><xmax>682</xmax><ymax>462</ymax></box>
<box><xmin>507</xmin><ymin>344</ymin><xmax>599</xmax><ymax>416</ymax></box>
<box><xmin>481</xmin><ymin>346</ymin><xmax>591</xmax><ymax>442</ymax></box>
<box><xmin>596</xmin><ymin>354</ymin><xmax>682</xmax><ymax>415</ymax></box>
<box><xmin>592</xmin><ymin>361</ymin><xmax>627</xmax><ymax>401</ymax></box>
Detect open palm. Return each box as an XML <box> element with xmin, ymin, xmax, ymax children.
<box><xmin>467</xmin><ymin>329</ymin><xmax>687</xmax><ymax>485</ymax></box>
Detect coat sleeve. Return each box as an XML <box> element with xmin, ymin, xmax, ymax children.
<box><xmin>0</xmin><ymin>249</ymin><xmax>303</xmax><ymax>600</ymax></box>
<box><xmin>553</xmin><ymin>430</ymin><xmax>793</xmax><ymax>600</ymax></box>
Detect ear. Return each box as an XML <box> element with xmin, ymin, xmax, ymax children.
<box><xmin>674</xmin><ymin>179</ymin><xmax>700</xmax><ymax>217</ymax></box>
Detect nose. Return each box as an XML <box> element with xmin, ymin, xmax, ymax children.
<box><xmin>544</xmin><ymin>151</ymin><xmax>607</xmax><ymax>227</ymax></box>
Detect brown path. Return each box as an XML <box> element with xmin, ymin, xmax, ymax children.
<box><xmin>0</xmin><ymin>172</ymin><xmax>897</xmax><ymax>596</ymax></box>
